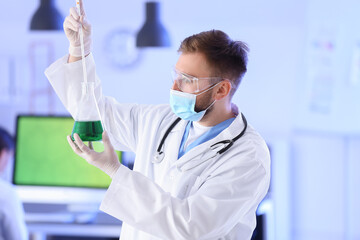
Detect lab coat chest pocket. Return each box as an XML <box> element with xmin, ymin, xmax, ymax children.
<box><xmin>171</xmin><ymin>172</ymin><xmax>202</xmax><ymax>199</ymax></box>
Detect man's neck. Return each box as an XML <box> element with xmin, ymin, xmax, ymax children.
<box><xmin>197</xmin><ymin>103</ymin><xmax>235</xmax><ymax>127</ymax></box>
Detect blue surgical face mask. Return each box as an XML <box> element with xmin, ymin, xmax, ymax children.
<box><xmin>169</xmin><ymin>83</ymin><xmax>219</xmax><ymax>121</ymax></box>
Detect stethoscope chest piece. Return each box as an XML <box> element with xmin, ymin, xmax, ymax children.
<box><xmin>153</xmin><ymin>151</ymin><xmax>165</xmax><ymax>163</ymax></box>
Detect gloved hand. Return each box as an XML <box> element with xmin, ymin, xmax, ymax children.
<box><xmin>67</xmin><ymin>131</ymin><xmax>121</xmax><ymax>178</ymax></box>
<box><xmin>63</xmin><ymin>0</ymin><xmax>92</xmax><ymax>57</ymax></box>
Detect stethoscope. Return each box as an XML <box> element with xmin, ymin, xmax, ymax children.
<box><xmin>153</xmin><ymin>113</ymin><xmax>247</xmax><ymax>163</ymax></box>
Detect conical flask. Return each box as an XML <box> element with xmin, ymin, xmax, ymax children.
<box><xmin>71</xmin><ymin>82</ymin><xmax>103</xmax><ymax>141</ymax></box>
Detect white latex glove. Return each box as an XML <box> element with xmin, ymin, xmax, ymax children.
<box><xmin>67</xmin><ymin>131</ymin><xmax>121</xmax><ymax>178</ymax></box>
<box><xmin>63</xmin><ymin>0</ymin><xmax>92</xmax><ymax>57</ymax></box>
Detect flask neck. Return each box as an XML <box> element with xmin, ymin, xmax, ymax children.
<box><xmin>75</xmin><ymin>81</ymin><xmax>101</xmax><ymax>122</ymax></box>
<box><xmin>81</xmin><ymin>82</ymin><xmax>95</xmax><ymax>96</ymax></box>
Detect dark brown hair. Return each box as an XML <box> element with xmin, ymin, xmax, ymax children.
<box><xmin>178</xmin><ymin>30</ymin><xmax>249</xmax><ymax>97</ymax></box>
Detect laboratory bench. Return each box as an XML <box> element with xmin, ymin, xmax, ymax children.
<box><xmin>24</xmin><ymin>203</ymin><xmax>122</xmax><ymax>240</ymax></box>
<box><xmin>28</xmin><ymin>223</ymin><xmax>121</xmax><ymax>240</ymax></box>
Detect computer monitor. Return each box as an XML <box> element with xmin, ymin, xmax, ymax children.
<box><xmin>13</xmin><ymin>115</ymin><xmax>121</xmax><ymax>205</ymax></box>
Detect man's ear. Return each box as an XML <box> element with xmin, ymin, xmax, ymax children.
<box><xmin>214</xmin><ymin>80</ymin><xmax>232</xmax><ymax>101</ymax></box>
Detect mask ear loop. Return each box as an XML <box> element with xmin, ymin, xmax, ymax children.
<box><xmin>194</xmin><ymin>81</ymin><xmax>222</xmax><ymax>116</ymax></box>
<box><xmin>194</xmin><ymin>82</ymin><xmax>220</xmax><ymax>120</ymax></box>
<box><xmin>195</xmin><ymin>78</ymin><xmax>199</xmax><ymax>93</ymax></box>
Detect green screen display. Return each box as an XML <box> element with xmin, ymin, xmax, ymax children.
<box><xmin>14</xmin><ymin>116</ymin><xmax>121</xmax><ymax>189</ymax></box>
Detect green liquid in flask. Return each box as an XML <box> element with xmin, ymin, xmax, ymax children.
<box><xmin>71</xmin><ymin>120</ymin><xmax>103</xmax><ymax>141</ymax></box>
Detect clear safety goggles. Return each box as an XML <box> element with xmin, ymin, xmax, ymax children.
<box><xmin>171</xmin><ymin>68</ymin><xmax>223</xmax><ymax>94</ymax></box>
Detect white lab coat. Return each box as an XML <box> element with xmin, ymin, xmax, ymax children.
<box><xmin>45</xmin><ymin>54</ymin><xmax>270</xmax><ymax>240</ymax></box>
<box><xmin>0</xmin><ymin>179</ymin><xmax>28</xmax><ymax>240</ymax></box>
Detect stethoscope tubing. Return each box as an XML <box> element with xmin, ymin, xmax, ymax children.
<box><xmin>154</xmin><ymin>113</ymin><xmax>247</xmax><ymax>163</ymax></box>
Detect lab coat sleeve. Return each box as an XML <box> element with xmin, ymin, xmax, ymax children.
<box><xmin>45</xmin><ymin>54</ymin><xmax>144</xmax><ymax>152</ymax></box>
<box><xmin>0</xmin><ymin>187</ymin><xmax>28</xmax><ymax>240</ymax></box>
<box><xmin>100</xmin><ymin>148</ymin><xmax>269</xmax><ymax>240</ymax></box>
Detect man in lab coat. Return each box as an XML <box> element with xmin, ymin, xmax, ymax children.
<box><xmin>45</xmin><ymin>1</ymin><xmax>270</xmax><ymax>239</ymax></box>
<box><xmin>0</xmin><ymin>128</ymin><xmax>28</xmax><ymax>240</ymax></box>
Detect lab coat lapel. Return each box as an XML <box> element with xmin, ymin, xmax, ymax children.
<box><xmin>152</xmin><ymin>119</ymin><xmax>187</xmax><ymax>188</ymax></box>
<box><xmin>173</xmin><ymin>114</ymin><xmax>246</xmax><ymax>172</ymax></box>
<box><xmin>174</xmin><ymin>141</ymin><xmax>217</xmax><ymax>172</ymax></box>
<box><xmin>163</xmin><ymin>119</ymin><xmax>188</xmax><ymax>163</ymax></box>
<box><xmin>163</xmin><ymin>119</ymin><xmax>217</xmax><ymax>171</ymax></box>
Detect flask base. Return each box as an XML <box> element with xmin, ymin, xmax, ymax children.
<box><xmin>71</xmin><ymin>120</ymin><xmax>103</xmax><ymax>141</ymax></box>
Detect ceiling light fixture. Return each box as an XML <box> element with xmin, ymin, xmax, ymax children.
<box><xmin>136</xmin><ymin>2</ymin><xmax>171</xmax><ymax>47</ymax></box>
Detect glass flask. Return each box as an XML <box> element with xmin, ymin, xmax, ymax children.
<box><xmin>71</xmin><ymin>82</ymin><xmax>103</xmax><ymax>141</ymax></box>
